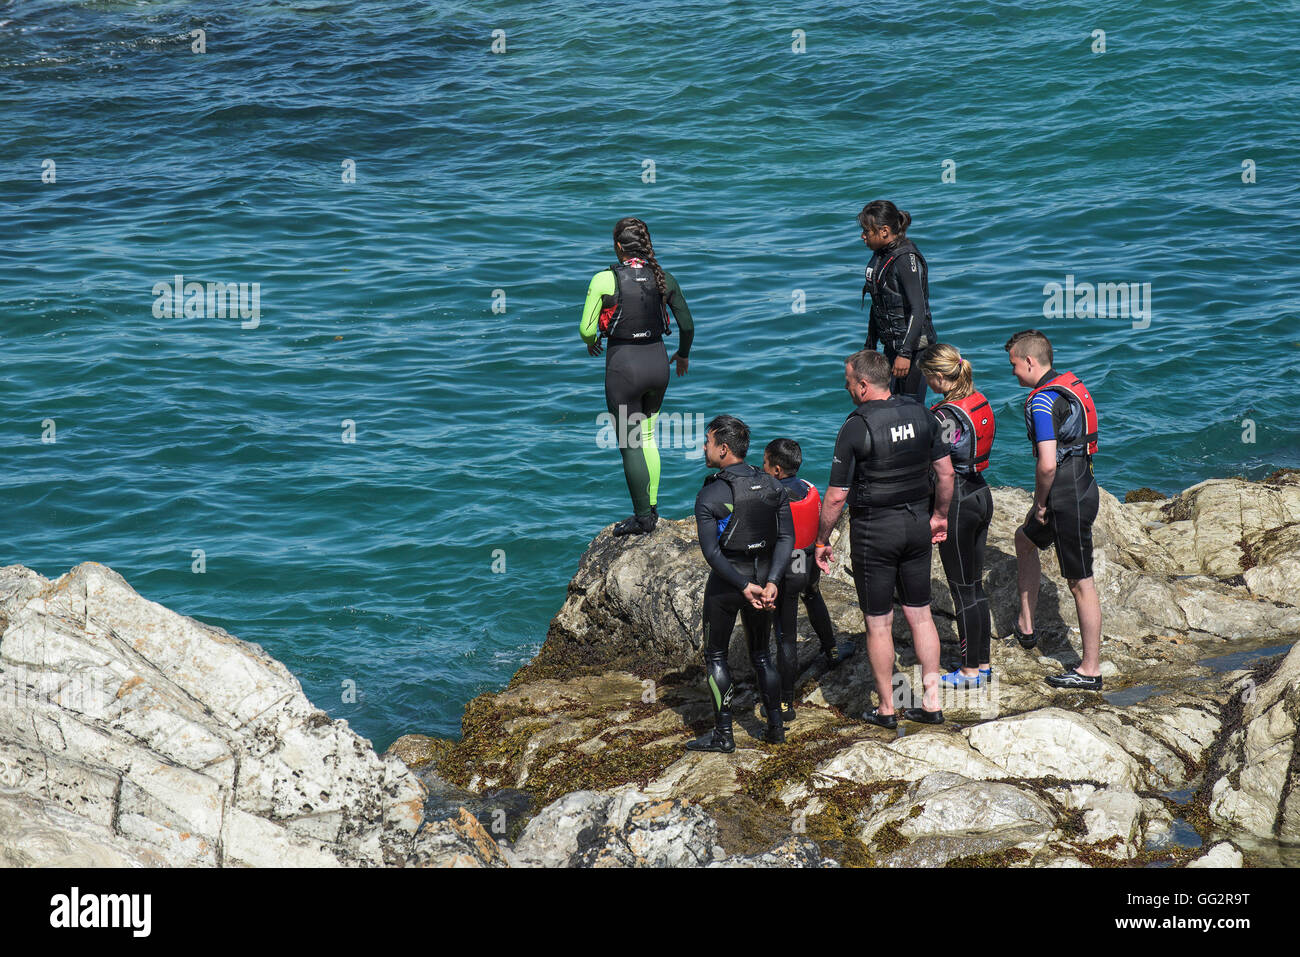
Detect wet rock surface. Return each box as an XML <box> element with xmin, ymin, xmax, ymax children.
<box><xmin>422</xmin><ymin>474</ymin><xmax>1299</xmax><ymax>867</ymax></box>
<box><xmin>3</xmin><ymin>474</ymin><xmax>1297</xmax><ymax>867</ymax></box>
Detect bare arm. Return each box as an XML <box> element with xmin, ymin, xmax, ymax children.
<box><xmin>816</xmin><ymin>486</ymin><xmax>849</xmax><ymax>545</ymax></box>
<box><xmin>929</xmin><ymin>455</ymin><xmax>955</xmax><ymax>543</ymax></box>
<box><xmin>814</xmin><ymin>486</ymin><xmax>849</xmax><ymax>573</ymax></box>
<box><xmin>1033</xmin><ymin>441</ymin><xmax>1058</xmax><ymax>513</ymax></box>
<box><xmin>931</xmin><ymin>454</ymin><xmax>954</xmax><ymax>518</ymax></box>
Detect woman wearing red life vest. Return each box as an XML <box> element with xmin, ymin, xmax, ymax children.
<box><xmin>921</xmin><ymin>345</ymin><xmax>995</xmax><ymax>687</ymax></box>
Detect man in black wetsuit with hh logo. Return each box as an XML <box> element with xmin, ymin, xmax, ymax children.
<box><xmin>814</xmin><ymin>350</ymin><xmax>956</xmax><ymax>728</ymax></box>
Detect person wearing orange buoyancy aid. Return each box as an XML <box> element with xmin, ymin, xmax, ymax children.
<box><xmin>1005</xmin><ymin>329</ymin><xmax>1104</xmax><ymax>691</ymax></box>
<box><xmin>761</xmin><ymin>439</ymin><xmax>857</xmax><ymax>722</ymax></box>
<box><xmin>921</xmin><ymin>345</ymin><xmax>996</xmax><ymax>689</ymax></box>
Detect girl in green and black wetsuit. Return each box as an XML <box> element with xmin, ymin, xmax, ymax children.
<box><xmin>580</xmin><ymin>217</ymin><xmax>695</xmax><ymax>535</ymax></box>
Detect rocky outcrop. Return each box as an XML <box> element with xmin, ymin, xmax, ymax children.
<box><xmin>0</xmin><ymin>563</ymin><xmax>486</xmax><ymax>867</ymax></box>
<box><xmin>1186</xmin><ymin>841</ymin><xmax>1245</xmax><ymax>868</ymax></box>
<box><xmin>1133</xmin><ymin>474</ymin><xmax>1300</xmax><ymax>581</ymax></box>
<box><xmin>425</xmin><ymin>473</ymin><xmax>1300</xmax><ymax>867</ymax></box>
<box><xmin>1206</xmin><ymin>641</ymin><xmax>1300</xmax><ymax>843</ymax></box>
<box><xmin>3</xmin><ymin>473</ymin><xmax>1297</xmax><ymax>867</ymax></box>
<box><xmin>526</xmin><ymin>476</ymin><xmax>1300</xmax><ymax>693</ymax></box>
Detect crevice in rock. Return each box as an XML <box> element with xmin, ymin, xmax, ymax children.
<box><xmin>1273</xmin><ymin>734</ymin><xmax>1300</xmax><ymax>840</ymax></box>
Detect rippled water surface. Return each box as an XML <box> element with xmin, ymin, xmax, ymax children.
<box><xmin>3</xmin><ymin>0</ymin><xmax>1298</xmax><ymax>749</ymax></box>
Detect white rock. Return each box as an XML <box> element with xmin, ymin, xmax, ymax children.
<box><xmin>0</xmin><ymin>563</ymin><xmax>431</xmax><ymax>867</ymax></box>
<box><xmin>964</xmin><ymin>708</ymin><xmax>1142</xmax><ymax>789</ymax></box>
<box><xmin>1186</xmin><ymin>842</ymin><xmax>1244</xmax><ymax>868</ymax></box>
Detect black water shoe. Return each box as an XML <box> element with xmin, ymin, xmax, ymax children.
<box><xmin>685</xmin><ymin>727</ymin><xmax>735</xmax><ymax>753</ymax></box>
<box><xmin>824</xmin><ymin>642</ymin><xmax>856</xmax><ymax>669</ymax></box>
<box><xmin>862</xmin><ymin>708</ymin><xmax>897</xmax><ymax>730</ymax></box>
<box><xmin>612</xmin><ymin>512</ymin><xmax>657</xmax><ymax>536</ymax></box>
<box><xmin>1046</xmin><ymin>668</ymin><xmax>1103</xmax><ymax>691</ymax></box>
<box><xmin>902</xmin><ymin>707</ymin><xmax>945</xmax><ymax>725</ymax></box>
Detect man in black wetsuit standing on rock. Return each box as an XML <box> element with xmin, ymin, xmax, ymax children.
<box><xmin>687</xmin><ymin>415</ymin><xmax>794</xmax><ymax>752</ymax></box>
<box><xmin>814</xmin><ymin>350</ymin><xmax>955</xmax><ymax>727</ymax></box>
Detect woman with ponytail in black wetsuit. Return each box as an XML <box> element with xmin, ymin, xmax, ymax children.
<box><xmin>921</xmin><ymin>345</ymin><xmax>995</xmax><ymax>687</ymax></box>
<box><xmin>859</xmin><ymin>200</ymin><xmax>937</xmax><ymax>403</ymax></box>
<box><xmin>580</xmin><ymin>218</ymin><xmax>695</xmax><ymax>535</ymax></box>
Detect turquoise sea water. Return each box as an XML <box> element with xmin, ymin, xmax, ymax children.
<box><xmin>3</xmin><ymin>1</ymin><xmax>1298</xmax><ymax>750</ymax></box>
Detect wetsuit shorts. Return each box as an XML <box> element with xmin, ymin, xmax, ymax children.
<box><xmin>849</xmin><ymin>500</ymin><xmax>933</xmax><ymax>616</ymax></box>
<box><xmin>1020</xmin><ymin>456</ymin><xmax>1099</xmax><ymax>580</ymax></box>
<box><xmin>604</xmin><ymin>339</ymin><xmax>669</xmax><ymax>419</ymax></box>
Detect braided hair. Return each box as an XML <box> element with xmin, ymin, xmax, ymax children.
<box><xmin>613</xmin><ymin>217</ymin><xmax>668</xmax><ymax>300</ymax></box>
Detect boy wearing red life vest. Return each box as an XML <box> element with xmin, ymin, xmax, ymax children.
<box><xmin>1005</xmin><ymin>330</ymin><xmax>1104</xmax><ymax>690</ymax></box>
<box><xmin>762</xmin><ymin>439</ymin><xmax>856</xmax><ymax>722</ymax></box>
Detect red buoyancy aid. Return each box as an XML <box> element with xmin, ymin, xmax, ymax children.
<box><xmin>598</xmin><ymin>303</ymin><xmax>617</xmax><ymax>335</ymax></box>
<box><xmin>930</xmin><ymin>391</ymin><xmax>996</xmax><ymax>474</ymax></box>
<box><xmin>789</xmin><ymin>480</ymin><xmax>822</xmax><ymax>550</ymax></box>
<box><xmin>1026</xmin><ymin>371</ymin><xmax>1099</xmax><ymax>458</ymax></box>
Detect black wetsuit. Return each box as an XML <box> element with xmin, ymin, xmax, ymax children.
<box><xmin>862</xmin><ymin>237</ymin><xmax>936</xmax><ymax>403</ymax></box>
<box><xmin>1020</xmin><ymin>369</ymin><xmax>1099</xmax><ymax>580</ymax></box>
<box><xmin>694</xmin><ymin>463</ymin><xmax>794</xmax><ymax>733</ymax></box>
<box><xmin>932</xmin><ymin>404</ymin><xmax>994</xmax><ymax>668</ymax></box>
<box><xmin>830</xmin><ymin>397</ymin><xmax>947</xmax><ymax>616</ymax></box>
<box><xmin>773</xmin><ymin>475</ymin><xmax>836</xmax><ymax>704</ymax></box>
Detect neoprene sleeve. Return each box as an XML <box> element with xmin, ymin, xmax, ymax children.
<box><xmin>894</xmin><ymin>248</ymin><xmax>928</xmax><ymax>358</ymax></box>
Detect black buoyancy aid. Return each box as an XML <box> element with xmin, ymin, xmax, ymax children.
<box><xmin>1024</xmin><ymin>371</ymin><xmax>1099</xmax><ymax>462</ymax></box>
<box><xmin>709</xmin><ymin>464</ymin><xmax>784</xmax><ymax>558</ymax></box>
<box><xmin>861</xmin><ymin>238</ymin><xmax>933</xmax><ymax>354</ymax></box>
<box><xmin>850</xmin><ymin>398</ymin><xmax>934</xmax><ymax>508</ymax></box>
<box><xmin>930</xmin><ymin>391</ymin><xmax>995</xmax><ymax>475</ymax></box>
<box><xmin>600</xmin><ymin>261</ymin><xmax>670</xmax><ymax>343</ymax></box>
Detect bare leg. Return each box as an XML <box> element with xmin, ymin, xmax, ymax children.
<box><xmin>1015</xmin><ymin>527</ymin><xmax>1040</xmax><ymax>635</ymax></box>
<box><xmin>1069</xmin><ymin>577</ymin><xmax>1102</xmax><ymax>675</ymax></box>
<box><xmin>865</xmin><ymin>611</ymin><xmax>897</xmax><ymax>714</ymax></box>
<box><xmin>902</xmin><ymin>605</ymin><xmax>942</xmax><ymax>711</ymax></box>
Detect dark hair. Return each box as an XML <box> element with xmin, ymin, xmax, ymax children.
<box><xmin>857</xmin><ymin>200</ymin><xmax>912</xmax><ymax>236</ymax></box>
<box><xmin>1004</xmin><ymin>329</ymin><xmax>1053</xmax><ymax>367</ymax></box>
<box><xmin>613</xmin><ymin>217</ymin><xmax>668</xmax><ymax>300</ymax></box>
<box><xmin>764</xmin><ymin>438</ymin><xmax>802</xmax><ymax>475</ymax></box>
<box><xmin>846</xmin><ymin>348</ymin><xmax>892</xmax><ymax>389</ymax></box>
<box><xmin>707</xmin><ymin>414</ymin><xmax>749</xmax><ymax>459</ymax></box>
